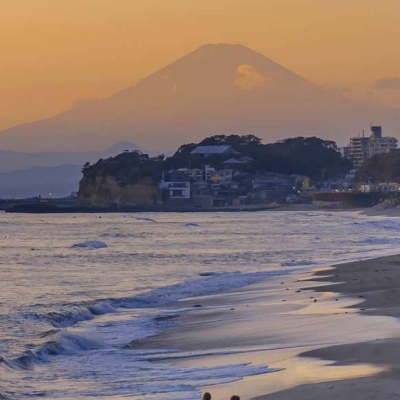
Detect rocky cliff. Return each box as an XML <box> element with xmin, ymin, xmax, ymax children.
<box><xmin>77</xmin><ymin>150</ymin><xmax>163</xmax><ymax>208</ymax></box>
<box><xmin>78</xmin><ymin>175</ymin><xmax>160</xmax><ymax>208</ymax></box>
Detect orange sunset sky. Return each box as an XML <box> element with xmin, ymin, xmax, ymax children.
<box><xmin>2</xmin><ymin>0</ymin><xmax>400</xmax><ymax>132</ymax></box>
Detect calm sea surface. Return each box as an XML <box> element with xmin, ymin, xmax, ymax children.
<box><xmin>1</xmin><ymin>211</ymin><xmax>400</xmax><ymax>399</ymax></box>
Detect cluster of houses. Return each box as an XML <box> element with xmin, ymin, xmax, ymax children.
<box><xmin>159</xmin><ymin>145</ymin><xmax>309</xmax><ymax>208</ymax></box>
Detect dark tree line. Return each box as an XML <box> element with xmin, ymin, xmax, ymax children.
<box><xmin>165</xmin><ymin>134</ymin><xmax>352</xmax><ymax>181</ymax></box>
<box><xmin>358</xmin><ymin>152</ymin><xmax>400</xmax><ymax>183</ymax></box>
<box><xmin>82</xmin><ymin>134</ymin><xmax>352</xmax><ymax>185</ymax></box>
<box><xmin>253</xmin><ymin>137</ymin><xmax>351</xmax><ymax>180</ymax></box>
<box><xmin>82</xmin><ymin>151</ymin><xmax>165</xmax><ymax>186</ymax></box>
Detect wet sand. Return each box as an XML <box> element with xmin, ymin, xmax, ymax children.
<box><xmin>133</xmin><ymin>254</ymin><xmax>400</xmax><ymax>399</ymax></box>
<box><xmin>255</xmin><ymin>254</ymin><xmax>400</xmax><ymax>400</ymax></box>
<box><xmin>362</xmin><ymin>206</ymin><xmax>400</xmax><ymax>217</ymax></box>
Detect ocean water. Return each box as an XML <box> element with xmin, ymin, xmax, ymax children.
<box><xmin>1</xmin><ymin>210</ymin><xmax>400</xmax><ymax>399</ymax></box>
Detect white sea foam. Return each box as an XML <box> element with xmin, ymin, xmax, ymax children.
<box><xmin>27</xmin><ymin>270</ymin><xmax>287</xmax><ymax>331</ymax></box>
<box><xmin>2</xmin><ymin>331</ymin><xmax>103</xmax><ymax>370</ymax></box>
<box><xmin>114</xmin><ymin>270</ymin><xmax>289</xmax><ymax>310</ymax></box>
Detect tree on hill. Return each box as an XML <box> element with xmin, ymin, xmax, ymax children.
<box><xmin>81</xmin><ymin>135</ymin><xmax>351</xmax><ymax>185</ymax></box>
<box><xmin>198</xmin><ymin>134</ymin><xmax>262</xmax><ymax>151</ymax></box>
<box><xmin>82</xmin><ymin>151</ymin><xmax>164</xmax><ymax>186</ymax></box>
<box><xmin>253</xmin><ymin>137</ymin><xmax>352</xmax><ymax>180</ymax></box>
<box><xmin>165</xmin><ymin>134</ymin><xmax>264</xmax><ymax>171</ymax></box>
<box><xmin>358</xmin><ymin>152</ymin><xmax>400</xmax><ymax>183</ymax></box>
<box><xmin>167</xmin><ymin>135</ymin><xmax>351</xmax><ymax>180</ymax></box>
<box><xmin>174</xmin><ymin>134</ymin><xmax>262</xmax><ymax>156</ymax></box>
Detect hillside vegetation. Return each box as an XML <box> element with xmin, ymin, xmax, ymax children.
<box><xmin>78</xmin><ymin>135</ymin><xmax>352</xmax><ymax>207</ymax></box>
<box><xmin>358</xmin><ymin>152</ymin><xmax>400</xmax><ymax>183</ymax></box>
<box><xmin>166</xmin><ymin>134</ymin><xmax>352</xmax><ymax>180</ymax></box>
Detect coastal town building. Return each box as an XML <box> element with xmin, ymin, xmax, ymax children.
<box><xmin>160</xmin><ymin>181</ymin><xmax>191</xmax><ymax>199</ymax></box>
<box><xmin>222</xmin><ymin>158</ymin><xmax>245</xmax><ymax>167</ymax></box>
<box><xmin>159</xmin><ymin>162</ymin><xmax>304</xmax><ymax>208</ymax></box>
<box><xmin>159</xmin><ymin>171</ymin><xmax>191</xmax><ymax>206</ymax></box>
<box><xmin>343</xmin><ymin>126</ymin><xmax>398</xmax><ymax>168</ymax></box>
<box><xmin>346</xmin><ymin>136</ymin><xmax>369</xmax><ymax>169</ymax></box>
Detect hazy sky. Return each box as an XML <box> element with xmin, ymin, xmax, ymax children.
<box><xmin>2</xmin><ymin>0</ymin><xmax>400</xmax><ymax>131</ymax></box>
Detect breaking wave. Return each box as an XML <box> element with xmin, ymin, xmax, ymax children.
<box><xmin>1</xmin><ymin>331</ymin><xmax>102</xmax><ymax>371</ymax></box>
<box><xmin>41</xmin><ymin>301</ymin><xmax>117</xmax><ymax>328</ymax></box>
<box><xmin>352</xmin><ymin>219</ymin><xmax>400</xmax><ymax>232</ymax></box>
<box><xmin>0</xmin><ymin>392</ymin><xmax>10</xmax><ymax>400</ymax></box>
<box><xmin>26</xmin><ymin>271</ymin><xmax>288</xmax><ymax>330</ymax></box>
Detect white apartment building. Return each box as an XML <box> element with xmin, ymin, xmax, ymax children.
<box><xmin>344</xmin><ymin>126</ymin><xmax>398</xmax><ymax>168</ymax></box>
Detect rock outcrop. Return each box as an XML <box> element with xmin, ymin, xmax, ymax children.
<box><xmin>77</xmin><ymin>150</ymin><xmax>163</xmax><ymax>208</ymax></box>
<box><xmin>78</xmin><ymin>175</ymin><xmax>160</xmax><ymax>208</ymax></box>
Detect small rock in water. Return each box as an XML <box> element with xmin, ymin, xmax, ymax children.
<box><xmin>193</xmin><ymin>304</ymin><xmax>203</xmax><ymax>308</ymax></box>
<box><xmin>71</xmin><ymin>240</ymin><xmax>108</xmax><ymax>250</ymax></box>
<box><xmin>134</xmin><ymin>217</ymin><xmax>156</xmax><ymax>223</ymax></box>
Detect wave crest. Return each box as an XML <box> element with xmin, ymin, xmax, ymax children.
<box><xmin>1</xmin><ymin>331</ymin><xmax>103</xmax><ymax>371</ymax></box>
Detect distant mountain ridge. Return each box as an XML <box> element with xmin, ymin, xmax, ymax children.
<box><xmin>0</xmin><ymin>43</ymin><xmax>399</xmax><ymax>151</ymax></box>
<box><xmin>0</xmin><ymin>141</ymin><xmax>153</xmax><ymax>198</ymax></box>
<box><xmin>0</xmin><ymin>141</ymin><xmax>146</xmax><ymax>173</ymax></box>
<box><xmin>0</xmin><ymin>165</ymin><xmax>81</xmax><ymax>199</ymax></box>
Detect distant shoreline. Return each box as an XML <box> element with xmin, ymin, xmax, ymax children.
<box><xmin>6</xmin><ymin>199</ymin><xmax>400</xmax><ymax>215</ymax></box>
<box><xmin>2</xmin><ymin>202</ymin><xmax>354</xmax><ymax>214</ymax></box>
<box><xmin>3</xmin><ymin>203</ymin><xmax>280</xmax><ymax>214</ymax></box>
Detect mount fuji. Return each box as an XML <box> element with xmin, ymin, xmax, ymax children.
<box><xmin>0</xmin><ymin>43</ymin><xmax>398</xmax><ymax>151</ymax></box>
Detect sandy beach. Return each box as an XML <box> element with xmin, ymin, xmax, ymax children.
<box><xmin>133</xmin><ymin>254</ymin><xmax>400</xmax><ymax>399</ymax></box>
<box><xmin>254</xmin><ymin>255</ymin><xmax>400</xmax><ymax>400</ymax></box>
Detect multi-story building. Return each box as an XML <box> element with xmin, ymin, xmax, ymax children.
<box><xmin>346</xmin><ymin>136</ymin><xmax>370</xmax><ymax>169</ymax></box>
<box><xmin>344</xmin><ymin>126</ymin><xmax>397</xmax><ymax>168</ymax></box>
<box><xmin>368</xmin><ymin>126</ymin><xmax>397</xmax><ymax>157</ymax></box>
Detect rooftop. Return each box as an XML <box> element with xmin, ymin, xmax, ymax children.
<box><xmin>223</xmin><ymin>158</ymin><xmax>245</xmax><ymax>164</ymax></box>
<box><xmin>190</xmin><ymin>145</ymin><xmax>238</xmax><ymax>155</ymax></box>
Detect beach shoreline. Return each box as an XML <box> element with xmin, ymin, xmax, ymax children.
<box><xmin>253</xmin><ymin>254</ymin><xmax>400</xmax><ymax>399</ymax></box>
<box><xmin>133</xmin><ymin>254</ymin><xmax>400</xmax><ymax>399</ymax></box>
<box><xmin>1</xmin><ymin>201</ymin><xmax>364</xmax><ymax>214</ymax></box>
